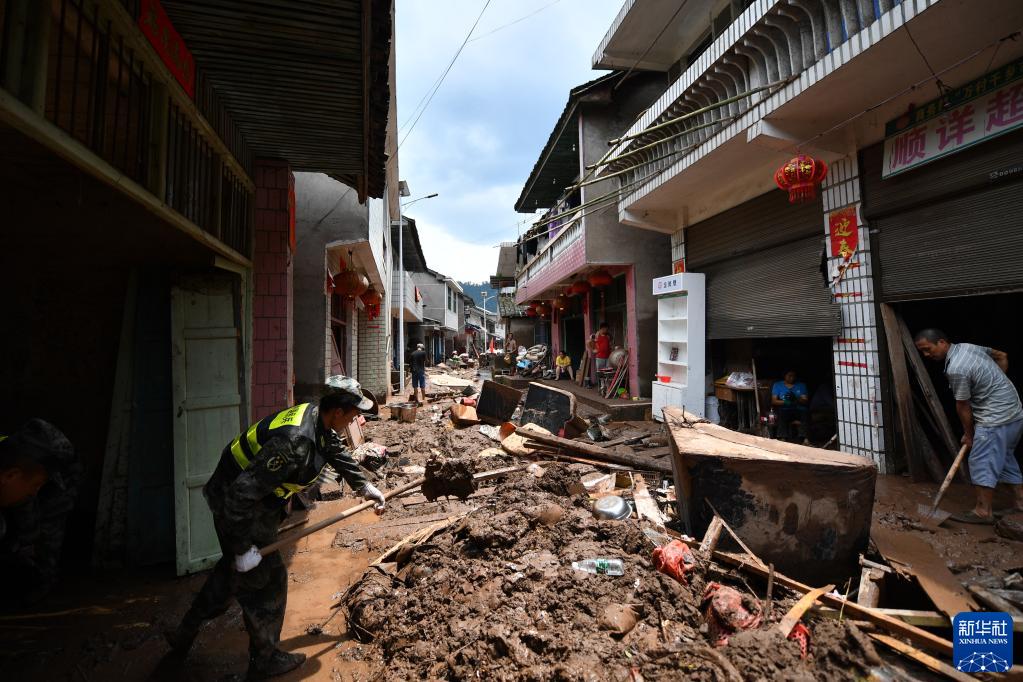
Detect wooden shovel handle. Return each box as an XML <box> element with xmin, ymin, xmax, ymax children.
<box><xmin>259</xmin><ymin>477</ymin><xmax>426</xmax><ymax>556</ymax></box>
<box><xmin>931</xmin><ymin>443</ymin><xmax>970</xmax><ymax>510</ymax></box>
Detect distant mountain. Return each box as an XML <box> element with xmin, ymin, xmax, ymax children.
<box><xmin>459</xmin><ymin>281</ymin><xmax>498</xmax><ymax>308</ymax></box>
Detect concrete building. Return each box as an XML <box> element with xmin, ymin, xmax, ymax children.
<box><xmin>513</xmin><ymin>72</ymin><xmax>671</xmax><ymax>397</ymax></box>
<box><xmin>0</xmin><ymin>0</ymin><xmax>394</xmax><ymax>575</ymax></box>
<box><xmin>591</xmin><ymin>0</ymin><xmax>1023</xmax><ymax>474</ymax></box>
<box><xmin>412</xmin><ymin>269</ymin><xmax>464</xmax><ymax>363</ymax></box>
<box><xmin>390</xmin><ymin>216</ymin><xmax>428</xmax><ymax>377</ymax></box>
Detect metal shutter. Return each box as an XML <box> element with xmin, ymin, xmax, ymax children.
<box><xmin>701</xmin><ymin>236</ymin><xmax>841</xmax><ymax>338</ymax></box>
<box><xmin>686</xmin><ymin>189</ymin><xmax>839</xmax><ymax>339</ymax></box>
<box><xmin>874</xmin><ymin>180</ymin><xmax>1023</xmax><ymax>301</ymax></box>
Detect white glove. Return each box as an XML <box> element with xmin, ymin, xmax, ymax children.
<box><xmin>234</xmin><ymin>545</ymin><xmax>262</xmax><ymax>573</ymax></box>
<box><xmin>361</xmin><ymin>483</ymin><xmax>386</xmax><ymax>512</ymax></box>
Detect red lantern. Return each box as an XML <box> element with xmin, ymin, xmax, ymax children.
<box><xmin>534</xmin><ymin>302</ymin><xmax>552</xmax><ymax>317</ymax></box>
<box><xmin>333</xmin><ymin>269</ymin><xmax>369</xmax><ymax>298</ymax></box>
<box><xmin>553</xmin><ymin>294</ymin><xmax>569</xmax><ymax>312</ymax></box>
<box><xmin>525</xmin><ymin>306</ymin><xmax>538</xmax><ymax>318</ymax></box>
<box><xmin>360</xmin><ymin>287</ymin><xmax>382</xmax><ymax>306</ymax></box>
<box><xmin>569</xmin><ymin>280</ymin><xmax>591</xmax><ymax>296</ymax></box>
<box><xmin>588</xmin><ymin>269</ymin><xmax>613</xmax><ymax>288</ymax></box>
<box><xmin>774</xmin><ymin>153</ymin><xmax>828</xmax><ymax>203</ymax></box>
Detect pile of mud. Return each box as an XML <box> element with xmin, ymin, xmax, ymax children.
<box><xmin>344</xmin><ymin>466</ymin><xmax>878</xmax><ymax>680</ymax></box>
<box><xmin>422</xmin><ymin>456</ymin><xmax>477</xmax><ymax>501</ymax></box>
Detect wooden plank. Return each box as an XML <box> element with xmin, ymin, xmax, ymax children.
<box><xmin>814</xmin><ymin>606</ymin><xmax>949</xmax><ymax>628</ymax></box>
<box><xmin>880</xmin><ymin>303</ymin><xmax>928</xmax><ymax>482</ymax></box>
<box><xmin>516</xmin><ymin>424</ymin><xmax>673</xmax><ymax>474</ymax></box>
<box><xmin>633</xmin><ymin>474</ymin><xmax>668</xmax><ymax>529</ymax></box>
<box><xmin>867</xmin><ymin>633</ymin><xmax>974</xmax><ymax>682</ymax></box>
<box><xmin>777</xmin><ymin>584</ymin><xmax>835</xmax><ymax>637</ymax></box>
<box><xmin>871</xmin><ymin>526</ymin><xmax>978</xmax><ymax>619</ymax></box>
<box><xmin>699</xmin><ymin>516</ymin><xmax>725</xmax><ymax>556</ymax></box>
<box><xmin>897</xmin><ymin>313</ymin><xmax>960</xmax><ymax>464</ymax></box>
<box><xmin>710</xmin><ymin>549</ymin><xmax>955</xmax><ymax>657</ymax></box>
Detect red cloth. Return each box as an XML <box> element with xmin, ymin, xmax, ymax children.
<box><xmin>701</xmin><ymin>582</ymin><xmax>763</xmax><ymax>647</ymax></box>
<box><xmin>652</xmin><ymin>540</ymin><xmax>697</xmax><ymax>585</ymax></box>
<box><xmin>594</xmin><ymin>333</ymin><xmax>611</xmax><ymax>359</ymax></box>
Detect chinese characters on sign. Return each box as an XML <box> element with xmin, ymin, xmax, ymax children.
<box><xmin>828</xmin><ymin>207</ymin><xmax>858</xmax><ymax>259</ymax></box>
<box><xmin>138</xmin><ymin>0</ymin><xmax>196</xmax><ymax>98</ymax></box>
<box><xmin>883</xmin><ymin>58</ymin><xmax>1023</xmax><ymax>177</ymax></box>
<box><xmin>953</xmin><ymin>612</ymin><xmax>1013</xmax><ymax>673</ymax></box>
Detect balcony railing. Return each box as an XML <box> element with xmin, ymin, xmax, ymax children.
<box><xmin>602</xmin><ymin>0</ymin><xmax>907</xmax><ymax>196</ymax></box>
<box><xmin>516</xmin><ymin>209</ymin><xmax>584</xmax><ymax>287</ymax></box>
<box><xmin>1</xmin><ymin>0</ymin><xmax>254</xmax><ymax>258</ymax></box>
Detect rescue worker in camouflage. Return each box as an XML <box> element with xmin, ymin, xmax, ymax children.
<box><xmin>166</xmin><ymin>376</ymin><xmax>385</xmax><ymax>679</ymax></box>
<box><xmin>0</xmin><ymin>419</ymin><xmax>81</xmax><ymax>607</ymax></box>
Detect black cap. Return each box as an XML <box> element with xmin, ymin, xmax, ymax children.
<box><xmin>0</xmin><ymin>419</ymin><xmax>75</xmax><ymax>490</ymax></box>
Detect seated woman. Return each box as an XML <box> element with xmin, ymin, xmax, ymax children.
<box><xmin>771</xmin><ymin>370</ymin><xmax>809</xmax><ymax>441</ymax></box>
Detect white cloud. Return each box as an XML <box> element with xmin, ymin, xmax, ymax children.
<box><xmin>395</xmin><ymin>0</ymin><xmax>623</xmax><ymax>271</ymax></box>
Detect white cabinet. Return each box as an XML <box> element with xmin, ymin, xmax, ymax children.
<box><xmin>651</xmin><ymin>273</ymin><xmax>705</xmax><ymax>422</ymax></box>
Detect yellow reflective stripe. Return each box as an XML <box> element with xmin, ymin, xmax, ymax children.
<box><xmin>269</xmin><ymin>403</ymin><xmax>309</xmax><ymax>430</ymax></box>
<box><xmin>272</xmin><ymin>468</ymin><xmax>324</xmax><ymax>499</ymax></box>
<box><xmin>245</xmin><ymin>423</ymin><xmax>261</xmax><ymax>457</ymax></box>
<box><xmin>230</xmin><ymin>437</ymin><xmax>249</xmax><ymax>469</ymax></box>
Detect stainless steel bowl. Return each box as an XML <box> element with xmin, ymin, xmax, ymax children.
<box><xmin>592</xmin><ymin>495</ymin><xmax>632</xmax><ymax>521</ymax></box>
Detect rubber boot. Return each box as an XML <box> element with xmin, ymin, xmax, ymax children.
<box><xmin>163</xmin><ymin>621</ymin><xmax>199</xmax><ymax>657</ymax></box>
<box><xmin>247</xmin><ymin>649</ymin><xmax>306</xmax><ymax>679</ymax></box>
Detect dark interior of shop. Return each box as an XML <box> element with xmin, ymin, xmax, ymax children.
<box><xmin>897</xmin><ymin>292</ymin><xmax>1023</xmax><ymax>459</ymax></box>
<box><xmin>711</xmin><ymin>337</ymin><xmax>837</xmax><ymax>442</ymax></box>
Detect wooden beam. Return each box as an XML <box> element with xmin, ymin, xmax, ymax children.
<box><xmin>776</xmin><ymin>584</ymin><xmax>834</xmax><ymax>637</ymax></box>
<box><xmin>710</xmin><ymin>549</ymin><xmax>955</xmax><ymax>657</ymax></box>
<box><xmin>867</xmin><ymin>633</ymin><xmax>973</xmax><ymax>682</ymax></box>
<box><xmin>880</xmin><ymin>303</ymin><xmax>928</xmax><ymax>481</ymax></box>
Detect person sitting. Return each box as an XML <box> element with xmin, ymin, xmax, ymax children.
<box><xmin>554</xmin><ymin>350</ymin><xmax>574</xmax><ymax>381</ymax></box>
<box><xmin>771</xmin><ymin>370</ymin><xmax>809</xmax><ymax>441</ymax></box>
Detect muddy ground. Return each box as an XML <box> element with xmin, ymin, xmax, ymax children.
<box><xmin>2</xmin><ymin>368</ymin><xmax>1019</xmax><ymax>680</ymax></box>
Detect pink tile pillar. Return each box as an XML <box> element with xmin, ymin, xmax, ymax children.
<box><xmin>251</xmin><ymin>158</ymin><xmax>294</xmax><ymax>421</ymax></box>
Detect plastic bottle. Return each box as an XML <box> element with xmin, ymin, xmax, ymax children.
<box><xmin>571</xmin><ymin>558</ymin><xmax>625</xmax><ymax>576</ymax></box>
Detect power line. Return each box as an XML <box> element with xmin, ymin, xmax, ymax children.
<box><xmin>468</xmin><ymin>0</ymin><xmax>564</xmax><ymax>43</ymax></box>
<box><xmin>399</xmin><ymin>0</ymin><xmax>492</xmax><ymax>149</ymax></box>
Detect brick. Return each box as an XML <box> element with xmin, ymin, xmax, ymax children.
<box><xmin>275</xmin><ymin>295</ymin><xmax>287</xmax><ymax>318</ymax></box>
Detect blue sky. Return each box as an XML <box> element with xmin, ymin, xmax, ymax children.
<box><xmin>395</xmin><ymin>0</ymin><xmax>622</xmax><ymax>282</ymax></box>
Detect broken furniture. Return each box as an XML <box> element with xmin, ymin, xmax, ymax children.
<box><xmin>664</xmin><ymin>407</ymin><xmax>876</xmax><ymax>584</ymax></box>
<box><xmin>520</xmin><ymin>382</ymin><xmax>576</xmax><ymax>435</ymax></box>
<box><xmin>475</xmin><ymin>380</ymin><xmax>522</xmax><ymax>425</ymax></box>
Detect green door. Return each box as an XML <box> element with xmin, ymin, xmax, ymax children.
<box><xmin>171</xmin><ymin>275</ymin><xmax>244</xmax><ymax>575</ymax></box>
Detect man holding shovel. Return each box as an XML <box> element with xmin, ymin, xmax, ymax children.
<box><xmin>166</xmin><ymin>375</ymin><xmax>385</xmax><ymax>678</ymax></box>
<box><xmin>915</xmin><ymin>329</ymin><xmax>1023</xmax><ymax>524</ymax></box>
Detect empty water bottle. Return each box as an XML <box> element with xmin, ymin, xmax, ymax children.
<box><xmin>571</xmin><ymin>558</ymin><xmax>625</xmax><ymax>576</ymax></box>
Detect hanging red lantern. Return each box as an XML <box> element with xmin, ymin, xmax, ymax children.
<box><xmin>525</xmin><ymin>306</ymin><xmax>538</xmax><ymax>318</ymax></box>
<box><xmin>333</xmin><ymin>250</ymin><xmax>369</xmax><ymax>298</ymax></box>
<box><xmin>569</xmin><ymin>280</ymin><xmax>591</xmax><ymax>296</ymax></box>
<box><xmin>553</xmin><ymin>294</ymin><xmax>569</xmax><ymax>312</ymax></box>
<box><xmin>588</xmin><ymin>269</ymin><xmax>613</xmax><ymax>288</ymax></box>
<box><xmin>774</xmin><ymin>153</ymin><xmax>828</xmax><ymax>204</ymax></box>
<box><xmin>333</xmin><ymin>269</ymin><xmax>369</xmax><ymax>298</ymax></box>
<box><xmin>360</xmin><ymin>287</ymin><xmax>382</xmax><ymax>306</ymax></box>
<box><xmin>534</xmin><ymin>302</ymin><xmax>551</xmax><ymax>317</ymax></box>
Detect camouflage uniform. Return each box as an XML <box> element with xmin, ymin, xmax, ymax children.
<box><xmin>174</xmin><ymin>403</ymin><xmax>367</xmax><ymax>664</ymax></box>
<box><xmin>0</xmin><ymin>420</ymin><xmax>80</xmax><ymax>606</ymax></box>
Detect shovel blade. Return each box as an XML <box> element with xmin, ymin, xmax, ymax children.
<box><xmin>917</xmin><ymin>503</ymin><xmax>952</xmax><ymax>527</ymax></box>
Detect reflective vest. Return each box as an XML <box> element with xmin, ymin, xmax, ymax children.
<box><xmin>229</xmin><ymin>403</ymin><xmax>326</xmax><ymax>500</ymax></box>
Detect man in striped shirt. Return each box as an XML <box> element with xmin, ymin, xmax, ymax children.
<box><xmin>915</xmin><ymin>329</ymin><xmax>1023</xmax><ymax>523</ymax></box>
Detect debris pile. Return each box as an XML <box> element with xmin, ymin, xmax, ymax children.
<box><xmin>342</xmin><ymin>466</ymin><xmax>882</xmax><ymax>681</ymax></box>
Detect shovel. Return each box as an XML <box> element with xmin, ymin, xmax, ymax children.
<box><xmin>917</xmin><ymin>443</ymin><xmax>970</xmax><ymax>527</ymax></box>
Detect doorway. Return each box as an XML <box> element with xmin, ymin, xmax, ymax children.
<box><xmin>561</xmin><ymin>315</ymin><xmax>585</xmax><ymax>370</ymax></box>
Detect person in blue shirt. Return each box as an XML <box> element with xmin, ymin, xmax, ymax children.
<box><xmin>771</xmin><ymin>370</ymin><xmax>809</xmax><ymax>441</ymax></box>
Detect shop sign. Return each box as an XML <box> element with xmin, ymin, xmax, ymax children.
<box><xmin>139</xmin><ymin>0</ymin><xmax>196</xmax><ymax>98</ymax></box>
<box><xmin>828</xmin><ymin>207</ymin><xmax>858</xmax><ymax>259</ymax></box>
<box><xmin>653</xmin><ymin>274</ymin><xmax>687</xmax><ymax>296</ymax></box>
<box><xmin>883</xmin><ymin>57</ymin><xmax>1023</xmax><ymax>178</ymax></box>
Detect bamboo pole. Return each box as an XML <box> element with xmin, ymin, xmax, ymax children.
<box><xmin>586</xmin><ymin>115</ymin><xmax>734</xmax><ymax>171</ymax></box>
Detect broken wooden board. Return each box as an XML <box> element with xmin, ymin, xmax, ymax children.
<box><xmin>872</xmin><ymin>525</ymin><xmax>978</xmax><ymax>620</ymax></box>
<box><xmin>476</xmin><ymin>380</ymin><xmax>523</xmax><ymax>425</ymax></box>
<box><xmin>664</xmin><ymin>407</ymin><xmax>876</xmax><ymax>584</ymax></box>
<box><xmin>867</xmin><ymin>633</ymin><xmax>973</xmax><ymax>682</ymax></box>
<box><xmin>520</xmin><ymin>382</ymin><xmax>576</xmax><ymax>435</ymax></box>
<box><xmin>879</xmin><ymin>303</ymin><xmax>932</xmax><ymax>482</ymax></box>
<box><xmin>632</xmin><ymin>474</ymin><xmax>668</xmax><ymax>530</ymax></box>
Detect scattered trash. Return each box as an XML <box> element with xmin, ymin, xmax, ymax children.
<box><xmin>571</xmin><ymin>558</ymin><xmax>625</xmax><ymax>576</ymax></box>
<box><xmin>651</xmin><ymin>540</ymin><xmax>697</xmax><ymax>585</ymax></box>
<box><xmin>352</xmin><ymin>442</ymin><xmax>388</xmax><ymax>471</ymax></box>
<box><xmin>788</xmin><ymin>622</ymin><xmax>811</xmax><ymax>658</ymax></box>
<box><xmin>702</xmin><ymin>582</ymin><xmax>763</xmax><ymax>647</ymax></box>
<box><xmin>478</xmin><ymin>424</ymin><xmax>501</xmax><ymax>441</ymax></box>
<box><xmin>592</xmin><ymin>495</ymin><xmax>632</xmax><ymax>521</ymax></box>
<box><xmin>995</xmin><ymin>512</ymin><xmax>1023</xmax><ymax>542</ymax></box>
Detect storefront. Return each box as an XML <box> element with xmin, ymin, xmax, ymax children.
<box><xmin>685</xmin><ymin>190</ymin><xmax>842</xmax><ymax>440</ymax></box>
